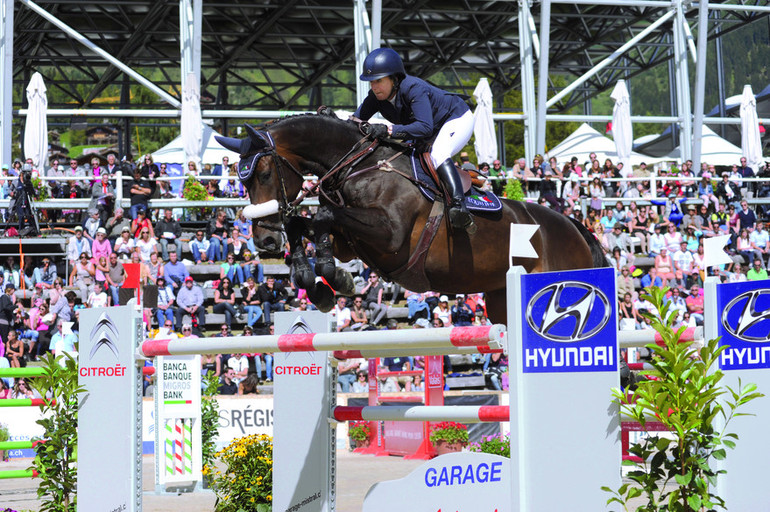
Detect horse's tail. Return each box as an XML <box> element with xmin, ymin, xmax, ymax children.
<box><xmin>568</xmin><ymin>217</ymin><xmax>609</xmax><ymax>268</ymax></box>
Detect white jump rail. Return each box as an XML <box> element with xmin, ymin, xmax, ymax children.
<box><xmin>138</xmin><ymin>324</ymin><xmax>506</xmax><ymax>358</ymax></box>
<box><xmin>333</xmin><ymin>405</ymin><xmax>510</xmax><ymax>423</ymax></box>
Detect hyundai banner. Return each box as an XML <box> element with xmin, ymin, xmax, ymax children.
<box><xmin>716</xmin><ymin>280</ymin><xmax>770</xmax><ymax>371</ymax></box>
<box><xmin>521</xmin><ymin>267</ymin><xmax>617</xmax><ymax>373</ymax></box>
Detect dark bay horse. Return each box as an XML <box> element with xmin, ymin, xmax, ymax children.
<box><xmin>216</xmin><ymin>112</ymin><xmax>605</xmax><ymax>323</ymax></box>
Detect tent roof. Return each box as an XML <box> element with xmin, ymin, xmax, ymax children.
<box><xmin>547</xmin><ymin>123</ymin><xmax>649</xmax><ymax>167</ymax></box>
<box><xmin>151</xmin><ymin>124</ymin><xmax>240</xmax><ymax>165</ymax></box>
<box><xmin>655</xmin><ymin>126</ymin><xmax>744</xmax><ymax>166</ymax></box>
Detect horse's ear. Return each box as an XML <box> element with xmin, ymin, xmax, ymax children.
<box><xmin>245</xmin><ymin>124</ymin><xmax>268</xmax><ymax>148</ymax></box>
<box><xmin>214</xmin><ymin>135</ymin><xmax>251</xmax><ymax>156</ymax></box>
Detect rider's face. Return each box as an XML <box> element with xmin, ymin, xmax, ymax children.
<box><xmin>369</xmin><ymin>77</ymin><xmax>395</xmax><ymax>101</ymax></box>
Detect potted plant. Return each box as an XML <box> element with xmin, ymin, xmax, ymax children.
<box><xmin>348</xmin><ymin>421</ymin><xmax>371</xmax><ymax>449</ymax></box>
<box><xmin>503</xmin><ymin>178</ymin><xmax>525</xmax><ymax>201</ymax></box>
<box><xmin>429</xmin><ymin>421</ymin><xmax>469</xmax><ymax>455</ymax></box>
<box><xmin>0</xmin><ymin>422</ymin><xmax>9</xmax><ymax>462</ymax></box>
<box><xmin>182</xmin><ymin>174</ymin><xmax>210</xmax><ymax>220</ymax></box>
<box><xmin>207</xmin><ymin>433</ymin><xmax>273</xmax><ymax>512</ymax></box>
<box><xmin>468</xmin><ymin>432</ymin><xmax>510</xmax><ymax>458</ymax></box>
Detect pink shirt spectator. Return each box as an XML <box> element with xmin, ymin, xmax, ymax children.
<box><xmin>91</xmin><ymin>237</ymin><xmax>112</xmax><ymax>262</ymax></box>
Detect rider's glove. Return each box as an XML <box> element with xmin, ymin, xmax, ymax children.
<box><xmin>364</xmin><ymin>123</ymin><xmax>389</xmax><ymax>140</ymax></box>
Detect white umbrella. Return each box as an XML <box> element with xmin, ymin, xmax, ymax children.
<box><xmin>472</xmin><ymin>78</ymin><xmax>497</xmax><ymax>165</ymax></box>
<box><xmin>740</xmin><ymin>84</ymin><xmax>763</xmax><ymax>173</ymax></box>
<box><xmin>610</xmin><ymin>80</ymin><xmax>633</xmax><ymax>172</ymax></box>
<box><xmin>23</xmin><ymin>72</ymin><xmax>48</xmax><ymax>171</ymax></box>
<box><xmin>181</xmin><ymin>72</ymin><xmax>203</xmax><ymax>169</ymax></box>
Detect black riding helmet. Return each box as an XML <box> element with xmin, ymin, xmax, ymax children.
<box><xmin>359</xmin><ymin>48</ymin><xmax>406</xmax><ymax>82</ymax></box>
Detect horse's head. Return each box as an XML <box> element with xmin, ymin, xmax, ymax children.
<box><xmin>215</xmin><ymin>115</ymin><xmax>364</xmax><ymax>252</ymax></box>
<box><xmin>216</xmin><ymin>124</ymin><xmax>306</xmax><ymax>252</ymax></box>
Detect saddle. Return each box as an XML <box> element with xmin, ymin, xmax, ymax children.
<box><xmin>417</xmin><ymin>152</ymin><xmax>485</xmax><ymax>195</ymax></box>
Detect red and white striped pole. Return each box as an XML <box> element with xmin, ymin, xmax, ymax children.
<box><xmin>618</xmin><ymin>327</ymin><xmax>702</xmax><ymax>347</ymax></box>
<box><xmin>333</xmin><ymin>405</ymin><xmax>510</xmax><ymax>423</ymax></box>
<box><xmin>139</xmin><ymin>324</ymin><xmax>506</xmax><ymax>358</ymax></box>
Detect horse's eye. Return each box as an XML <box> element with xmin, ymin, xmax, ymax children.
<box><xmin>258</xmin><ymin>171</ymin><xmax>271</xmax><ymax>185</ymax></box>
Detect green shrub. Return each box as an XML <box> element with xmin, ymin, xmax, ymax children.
<box><xmin>206</xmin><ymin>434</ymin><xmax>273</xmax><ymax>512</ymax></box>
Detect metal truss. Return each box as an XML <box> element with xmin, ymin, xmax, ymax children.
<box><xmin>9</xmin><ymin>0</ymin><xmax>768</xmax><ymax>114</ymax></box>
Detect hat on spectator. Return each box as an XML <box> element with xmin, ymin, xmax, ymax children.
<box><xmin>439</xmin><ymin>295</ymin><xmax>449</xmax><ymax>302</ymax></box>
<box><xmin>5</xmin><ymin>283</ymin><xmax>15</xmax><ymax>290</ymax></box>
<box><xmin>74</xmin><ymin>226</ymin><xmax>83</xmax><ymax>232</ymax></box>
<box><xmin>35</xmin><ymin>282</ymin><xmax>45</xmax><ymax>289</ymax></box>
<box><xmin>414</xmin><ymin>318</ymin><xmax>430</xmax><ymax>328</ymax></box>
<box><xmin>96</xmin><ymin>227</ymin><xmax>107</xmax><ymax>235</ymax></box>
<box><xmin>88</xmin><ymin>208</ymin><xmax>99</xmax><ymax>215</ymax></box>
<box><xmin>702</xmin><ymin>172</ymin><xmax>712</xmax><ymax>179</ymax></box>
<box><xmin>668</xmin><ymin>193</ymin><xmax>676</xmax><ymax>198</ymax></box>
<box><xmin>456</xmin><ymin>294</ymin><xmax>464</xmax><ymax>299</ymax></box>
<box><xmin>121</xmin><ymin>226</ymin><xmax>131</xmax><ymax>233</ymax></box>
<box><xmin>184</xmin><ymin>276</ymin><xmax>194</xmax><ymax>282</ymax></box>
<box><xmin>1</xmin><ymin>164</ymin><xmax>7</xmax><ymax>170</ymax></box>
<box><xmin>137</xmin><ymin>206</ymin><xmax>146</xmax><ymax>214</ymax></box>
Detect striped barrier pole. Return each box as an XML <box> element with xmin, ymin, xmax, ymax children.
<box><xmin>332</xmin><ymin>344</ymin><xmax>504</xmax><ymax>360</ymax></box>
<box><xmin>618</xmin><ymin>326</ymin><xmax>702</xmax><ymax>348</ymax></box>
<box><xmin>0</xmin><ymin>440</ymin><xmax>46</xmax><ymax>450</ymax></box>
<box><xmin>0</xmin><ymin>367</ymin><xmax>47</xmax><ymax>378</ymax></box>
<box><xmin>0</xmin><ymin>469</ymin><xmax>40</xmax><ymax>480</ymax></box>
<box><xmin>333</xmin><ymin>405</ymin><xmax>510</xmax><ymax>423</ymax></box>
<box><xmin>139</xmin><ymin>324</ymin><xmax>507</xmax><ymax>358</ymax></box>
<box><xmin>183</xmin><ymin>419</ymin><xmax>193</xmax><ymax>475</ymax></box>
<box><xmin>164</xmin><ymin>422</ymin><xmax>174</xmax><ymax>476</ymax></box>
<box><xmin>174</xmin><ymin>419</ymin><xmax>184</xmax><ymax>475</ymax></box>
<box><xmin>0</xmin><ymin>398</ymin><xmax>55</xmax><ymax>407</ymax></box>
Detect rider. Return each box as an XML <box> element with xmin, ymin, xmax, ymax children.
<box><xmin>354</xmin><ymin>47</ymin><xmax>477</xmax><ymax>234</ymax></box>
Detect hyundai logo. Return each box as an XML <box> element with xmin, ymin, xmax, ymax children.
<box><xmin>88</xmin><ymin>312</ymin><xmax>120</xmax><ymax>359</ymax></box>
<box><xmin>721</xmin><ymin>289</ymin><xmax>770</xmax><ymax>342</ymax></box>
<box><xmin>525</xmin><ymin>281</ymin><xmax>612</xmax><ymax>342</ymax></box>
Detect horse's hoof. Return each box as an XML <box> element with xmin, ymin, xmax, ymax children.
<box><xmin>293</xmin><ymin>270</ymin><xmax>316</xmax><ymax>291</ymax></box>
<box><xmin>309</xmin><ymin>281</ymin><xmax>336</xmax><ymax>312</ymax></box>
<box><xmin>314</xmin><ymin>260</ymin><xmax>337</xmax><ymax>284</ymax></box>
<box><xmin>331</xmin><ymin>268</ymin><xmax>355</xmax><ymax>296</ymax></box>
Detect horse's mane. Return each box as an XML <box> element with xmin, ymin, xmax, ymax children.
<box><xmin>264</xmin><ymin>111</ymin><xmax>360</xmax><ymax>138</ymax></box>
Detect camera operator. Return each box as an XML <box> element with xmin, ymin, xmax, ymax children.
<box><xmin>9</xmin><ymin>164</ymin><xmax>38</xmax><ymax>236</ymax></box>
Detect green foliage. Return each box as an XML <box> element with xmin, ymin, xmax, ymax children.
<box><xmin>206</xmin><ymin>434</ymin><xmax>273</xmax><ymax>512</ymax></box>
<box><xmin>604</xmin><ymin>286</ymin><xmax>763</xmax><ymax>512</ymax></box>
<box><xmin>32</xmin><ymin>176</ymin><xmax>50</xmax><ymax>201</ymax></box>
<box><xmin>347</xmin><ymin>421</ymin><xmax>371</xmax><ymax>441</ymax></box>
<box><xmin>429</xmin><ymin>421</ymin><xmax>469</xmax><ymax>445</ymax></box>
<box><xmin>468</xmin><ymin>432</ymin><xmax>510</xmax><ymax>458</ymax></box>
<box><xmin>29</xmin><ymin>353</ymin><xmax>85</xmax><ymax>512</ymax></box>
<box><xmin>183</xmin><ymin>175</ymin><xmax>211</xmax><ymax>218</ymax></box>
<box><xmin>0</xmin><ymin>422</ymin><xmax>9</xmax><ymax>442</ymax></box>
<box><xmin>504</xmin><ymin>179</ymin><xmax>525</xmax><ymax>201</ymax></box>
<box><xmin>201</xmin><ymin>371</ymin><xmax>221</xmax><ymax>470</ymax></box>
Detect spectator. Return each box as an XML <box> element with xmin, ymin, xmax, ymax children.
<box><xmin>333</xmin><ymin>295</ymin><xmax>351</xmax><ymax>332</ymax></box>
<box><xmin>213</xmin><ymin>277</ymin><xmax>238</xmax><ymax>326</ymax></box>
<box><xmin>685</xmin><ymin>285</ymin><xmax>704</xmax><ymax>325</ymax></box>
<box><xmin>66</xmin><ymin>226</ymin><xmax>92</xmax><ymax>266</ymax></box>
<box><xmin>105</xmin><ymin>207</ymin><xmax>132</xmax><ymax>241</ymax></box>
<box><xmin>240</xmin><ymin>277</ymin><xmax>263</xmax><ymax>327</ymax></box>
<box><xmin>737</xmin><ymin>200</ymin><xmax>757</xmax><ymax>232</ymax></box>
<box><xmin>87</xmin><ymin>281</ymin><xmax>110</xmax><ymax>308</ymax></box>
<box><xmin>50</xmin><ymin>320</ymin><xmax>78</xmax><ymax>358</ymax></box>
<box><xmin>220</xmin><ymin>253</ymin><xmax>245</xmax><ymax>286</ymax></box>
<box><xmin>618</xmin><ymin>292</ymin><xmax>641</xmax><ymax>330</ymax></box>
<box><xmin>750</xmin><ymin>222</ymin><xmax>770</xmax><ymax>266</ymax></box>
<box><xmin>69</xmin><ymin>252</ymin><xmax>96</xmax><ymax>301</ymax></box>
<box><xmin>629</xmin><ymin>207</ymin><xmax>651</xmax><ymax>255</ymax></box>
<box><xmin>163</xmin><ymin>251</ymin><xmax>189</xmax><ymax>292</ymax></box>
<box><xmin>91</xmin><ymin>227</ymin><xmax>112</xmax><ymax>263</ymax></box>
<box><xmin>337</xmin><ymin>358</ymin><xmax>363</xmax><ymax>392</ymax></box>
<box><xmin>135</xmin><ymin>228</ymin><xmax>158</xmax><ymax>263</ymax></box>
<box><xmin>175</xmin><ymin>276</ymin><xmax>205</xmax><ymax>333</ymax></box>
<box><xmin>736</xmin><ymin>228</ymin><xmax>762</xmax><ymax>266</ymax></box>
<box><xmin>227</xmin><ymin>352</ymin><xmax>250</xmax><ymax>385</ymax></box>
<box><xmin>114</xmin><ymin>226</ymin><xmax>136</xmax><ymax>259</ymax></box>
<box><xmin>433</xmin><ymin>295</ymin><xmax>452</xmax><ymax>327</ymax></box>
<box><xmin>405</xmin><ymin>289</ymin><xmax>430</xmax><ymax>323</ymax></box>
<box><xmin>617</xmin><ymin>266</ymin><xmax>634</xmax><ymax>299</ymax></box>
<box><xmin>663</xmin><ymin>223</ymin><xmax>683</xmax><ymax>253</ymax></box>
<box><xmin>671</xmin><ymin>242</ymin><xmax>694</xmax><ymax>281</ymax></box>
<box><xmin>155</xmin><ymin>209</ymin><xmax>182</xmax><ymax>261</ymax></box>
<box><xmin>232</xmin><ymin>209</ymin><xmax>258</xmax><ymax>255</ymax></box>
<box><xmin>361</xmin><ymin>272</ymin><xmax>387</xmax><ymax>326</ymax></box>
<box><xmin>155</xmin><ymin>276</ymin><xmax>176</xmax><ymax>327</ymax></box>
<box><xmin>83</xmin><ymin>208</ymin><xmax>103</xmax><ymax>240</ymax></box>
<box><xmin>747</xmin><ymin>258</ymin><xmax>769</xmax><ymax>281</ymax></box>
<box><xmin>104</xmin><ymin>252</ymin><xmax>125</xmax><ymax>306</ymax></box>
<box><xmin>347</xmin><ymin>295</ymin><xmax>370</xmax><ymax>331</ymax></box>
<box><xmin>89</xmin><ymin>172</ymin><xmax>115</xmax><ymax>225</ymax></box>
<box><xmin>130</xmin><ymin>207</ymin><xmax>154</xmax><ymax>239</ymax></box>
<box><xmin>381</xmin><ymin>357</ymin><xmax>412</xmax><ymax>391</ymax></box>
<box><xmin>352</xmin><ymin>371</ymin><xmax>369</xmax><ymax>393</ymax></box>
<box><xmin>218</xmin><ymin>367</ymin><xmax>238</xmax><ymax>395</ymax></box>
<box><xmin>5</xmin><ymin>329</ymin><xmax>25</xmax><ymax>368</ymax></box>
<box><xmin>699</xmin><ymin>174</ymin><xmax>719</xmax><ymax>210</ymax></box>
<box><xmin>147</xmin><ymin>252</ymin><xmax>164</xmax><ymax>285</ymax></box>
<box><xmin>607</xmin><ymin>247</ymin><xmax>629</xmax><ymax>273</ymax></box>
<box><xmin>240</xmin><ymin>251</ymin><xmax>264</xmax><ymax>284</ymax></box>
<box><xmin>450</xmin><ymin>294</ymin><xmax>474</xmax><ymax>326</ymax></box>
<box><xmin>484</xmin><ymin>352</ymin><xmax>508</xmax><ymax>390</ymax></box>
<box><xmin>190</xmin><ymin>230</ymin><xmax>211</xmax><ymax>264</ymax></box>
<box><xmin>206</xmin><ymin>209</ymin><xmax>231</xmax><ymax>262</ymax></box>
<box><xmin>640</xmin><ymin>268</ymin><xmax>663</xmax><ymax>289</ymax></box>
<box><xmin>32</xmin><ymin>257</ymin><xmax>58</xmax><ymax>289</ymax></box>
<box><xmin>126</xmin><ymin>168</ymin><xmax>154</xmax><ymax>219</ymax></box>
<box><xmin>257</xmin><ymin>276</ymin><xmax>287</xmax><ymax>324</ymax></box>
<box><xmin>140</xmin><ymin>154</ymin><xmax>159</xmax><ymax>179</ymax></box>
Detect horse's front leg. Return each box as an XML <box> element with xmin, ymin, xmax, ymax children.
<box><xmin>285</xmin><ymin>215</ymin><xmax>337</xmax><ymax>312</ymax></box>
<box><xmin>313</xmin><ymin>206</ymin><xmax>355</xmax><ymax>296</ymax></box>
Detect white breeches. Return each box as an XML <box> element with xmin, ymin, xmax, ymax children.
<box><xmin>430</xmin><ymin>109</ymin><xmax>475</xmax><ymax>167</ymax></box>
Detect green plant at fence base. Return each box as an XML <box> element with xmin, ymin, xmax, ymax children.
<box><xmin>0</xmin><ymin>422</ymin><xmax>9</xmax><ymax>443</ymax></box>
<box><xmin>206</xmin><ymin>433</ymin><xmax>273</xmax><ymax>512</ymax></box>
<box><xmin>201</xmin><ymin>371</ymin><xmax>221</xmax><ymax>472</ymax></box>
<box><xmin>32</xmin><ymin>176</ymin><xmax>51</xmax><ymax>201</ymax></box>
<box><xmin>429</xmin><ymin>421</ymin><xmax>469</xmax><ymax>445</ymax></box>
<box><xmin>503</xmin><ymin>179</ymin><xmax>525</xmax><ymax>201</ymax></box>
<box><xmin>182</xmin><ymin>174</ymin><xmax>211</xmax><ymax>218</ymax></box>
<box><xmin>468</xmin><ymin>432</ymin><xmax>510</xmax><ymax>458</ymax></box>
<box><xmin>603</xmin><ymin>286</ymin><xmax>763</xmax><ymax>512</ymax></box>
<box><xmin>347</xmin><ymin>421</ymin><xmax>371</xmax><ymax>442</ymax></box>
<box><xmin>29</xmin><ymin>353</ymin><xmax>85</xmax><ymax>512</ymax></box>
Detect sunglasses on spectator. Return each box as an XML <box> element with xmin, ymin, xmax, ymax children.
<box><xmin>183</xmin><ymin>327</ymin><xmax>192</xmax><ymax>332</ymax></box>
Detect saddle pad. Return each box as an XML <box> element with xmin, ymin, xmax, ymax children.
<box><xmin>410</xmin><ymin>151</ymin><xmax>502</xmax><ymax>213</ymax></box>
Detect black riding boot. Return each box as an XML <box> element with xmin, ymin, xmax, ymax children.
<box><xmin>435</xmin><ymin>158</ymin><xmax>477</xmax><ymax>234</ymax></box>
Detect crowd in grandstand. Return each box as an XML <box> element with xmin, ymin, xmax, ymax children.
<box><xmin>2</xmin><ymin>149</ymin><xmax>770</xmax><ymax>398</ymax></box>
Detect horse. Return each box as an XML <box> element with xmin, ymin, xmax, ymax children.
<box><xmin>215</xmin><ymin>111</ymin><xmax>605</xmax><ymax>323</ymax></box>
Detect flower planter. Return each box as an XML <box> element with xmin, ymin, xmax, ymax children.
<box><xmin>433</xmin><ymin>441</ymin><xmax>466</xmax><ymax>456</ymax></box>
<box><xmin>354</xmin><ymin>438</ymin><xmax>370</xmax><ymax>450</ymax></box>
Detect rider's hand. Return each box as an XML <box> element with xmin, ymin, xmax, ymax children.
<box><xmin>364</xmin><ymin>123</ymin><xmax>389</xmax><ymax>140</ymax></box>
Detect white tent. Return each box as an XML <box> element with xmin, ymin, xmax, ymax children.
<box><xmin>547</xmin><ymin>123</ymin><xmax>649</xmax><ymax>167</ymax></box>
<box><xmin>152</xmin><ymin>124</ymin><xmax>240</xmax><ymax>165</ymax></box>
<box><xmin>656</xmin><ymin>126</ymin><xmax>743</xmax><ymax>166</ymax></box>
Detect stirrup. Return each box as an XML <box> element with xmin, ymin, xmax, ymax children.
<box><xmin>449</xmin><ymin>207</ymin><xmax>477</xmax><ymax>235</ymax></box>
